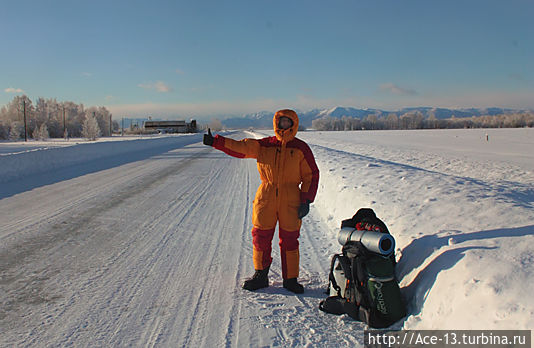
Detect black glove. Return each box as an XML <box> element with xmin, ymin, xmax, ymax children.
<box><xmin>203</xmin><ymin>128</ymin><xmax>214</xmax><ymax>146</ymax></box>
<box><xmin>298</xmin><ymin>200</ymin><xmax>310</xmax><ymax>219</ymax></box>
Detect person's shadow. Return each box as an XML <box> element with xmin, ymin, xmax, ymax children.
<box><xmin>397</xmin><ymin>225</ymin><xmax>534</xmax><ymax>316</ymax></box>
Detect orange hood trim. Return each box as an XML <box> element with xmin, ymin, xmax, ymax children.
<box><xmin>273</xmin><ymin>109</ymin><xmax>299</xmax><ymax>143</ymax></box>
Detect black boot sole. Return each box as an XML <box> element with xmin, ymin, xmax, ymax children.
<box><xmin>283</xmin><ymin>286</ymin><xmax>304</xmax><ymax>294</ymax></box>
<box><xmin>242</xmin><ymin>280</ymin><xmax>269</xmax><ymax>291</ymax></box>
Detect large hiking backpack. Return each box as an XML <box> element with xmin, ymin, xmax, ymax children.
<box><xmin>319</xmin><ymin>208</ymin><xmax>406</xmax><ymax>328</ymax></box>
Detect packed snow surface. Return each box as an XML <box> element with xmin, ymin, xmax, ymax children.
<box><xmin>1</xmin><ymin>128</ymin><xmax>533</xmax><ymax>346</ymax></box>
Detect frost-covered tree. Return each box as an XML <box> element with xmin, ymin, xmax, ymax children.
<box><xmin>112</xmin><ymin>120</ymin><xmax>120</xmax><ymax>133</ymax></box>
<box><xmin>33</xmin><ymin>123</ymin><xmax>49</xmax><ymax>140</ymax></box>
<box><xmin>0</xmin><ymin>121</ymin><xmax>8</xmax><ymax>139</ymax></box>
<box><xmin>86</xmin><ymin>106</ymin><xmax>112</xmax><ymax>137</ymax></box>
<box><xmin>363</xmin><ymin>114</ymin><xmax>379</xmax><ymax>130</ymax></box>
<box><xmin>426</xmin><ymin>113</ymin><xmax>438</xmax><ymax>129</ymax></box>
<box><xmin>0</xmin><ymin>96</ymin><xmax>34</xmax><ymax>137</ymax></box>
<box><xmin>386</xmin><ymin>113</ymin><xmax>399</xmax><ymax>129</ymax></box>
<box><xmin>0</xmin><ymin>96</ymin><xmax>112</xmax><ymax>139</ymax></box>
<box><xmin>34</xmin><ymin>97</ymin><xmax>49</xmax><ymax>129</ymax></box>
<box><xmin>82</xmin><ymin>113</ymin><xmax>101</xmax><ymax>141</ymax></box>
<box><xmin>64</xmin><ymin>101</ymin><xmax>85</xmax><ymax>137</ymax></box>
<box><xmin>209</xmin><ymin>118</ymin><xmax>223</xmax><ymax>131</ymax></box>
<box><xmin>9</xmin><ymin>121</ymin><xmax>23</xmax><ymax>140</ymax></box>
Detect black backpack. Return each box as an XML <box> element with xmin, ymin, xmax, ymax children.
<box><xmin>319</xmin><ymin>208</ymin><xmax>406</xmax><ymax>328</ymax></box>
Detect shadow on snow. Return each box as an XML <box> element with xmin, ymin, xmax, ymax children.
<box><xmin>398</xmin><ymin>224</ymin><xmax>534</xmax><ymax>317</ymax></box>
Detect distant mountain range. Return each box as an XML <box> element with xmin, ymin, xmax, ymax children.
<box><xmin>222</xmin><ymin>106</ymin><xmax>529</xmax><ymax>128</ymax></box>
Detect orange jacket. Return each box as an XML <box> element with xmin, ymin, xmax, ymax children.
<box><xmin>212</xmin><ymin>109</ymin><xmax>319</xmax><ymax>207</ymax></box>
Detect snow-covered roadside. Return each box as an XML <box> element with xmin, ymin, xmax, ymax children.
<box><xmin>310</xmin><ymin>143</ymin><xmax>533</xmax><ymax>329</ymax></box>
<box><xmin>0</xmin><ymin>134</ymin><xmax>202</xmax><ymax>185</ymax></box>
<box><xmin>0</xmin><ymin>135</ymin><xmax>171</xmax><ymax>155</ymax></box>
<box><xmin>297</xmin><ymin>129</ymin><xmax>534</xmax><ymax>330</ymax></box>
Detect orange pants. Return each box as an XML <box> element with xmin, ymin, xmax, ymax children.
<box><xmin>251</xmin><ymin>184</ymin><xmax>302</xmax><ymax>279</ymax></box>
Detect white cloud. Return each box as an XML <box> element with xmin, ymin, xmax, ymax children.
<box><xmin>380</xmin><ymin>82</ymin><xmax>417</xmax><ymax>96</ymax></box>
<box><xmin>4</xmin><ymin>87</ymin><xmax>24</xmax><ymax>93</ymax></box>
<box><xmin>175</xmin><ymin>69</ymin><xmax>185</xmax><ymax>75</ymax></box>
<box><xmin>138</xmin><ymin>81</ymin><xmax>173</xmax><ymax>93</ymax></box>
<box><xmin>82</xmin><ymin>72</ymin><xmax>92</xmax><ymax>77</ymax></box>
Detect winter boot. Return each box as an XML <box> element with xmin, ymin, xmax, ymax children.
<box><xmin>242</xmin><ymin>267</ymin><xmax>269</xmax><ymax>291</ymax></box>
<box><xmin>283</xmin><ymin>278</ymin><xmax>304</xmax><ymax>294</ymax></box>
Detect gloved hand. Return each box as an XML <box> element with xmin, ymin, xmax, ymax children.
<box><xmin>298</xmin><ymin>200</ymin><xmax>310</xmax><ymax>219</ymax></box>
<box><xmin>203</xmin><ymin>128</ymin><xmax>214</xmax><ymax>146</ymax></box>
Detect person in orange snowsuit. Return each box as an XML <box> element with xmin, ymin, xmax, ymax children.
<box><xmin>203</xmin><ymin>109</ymin><xmax>319</xmax><ymax>293</ymax></box>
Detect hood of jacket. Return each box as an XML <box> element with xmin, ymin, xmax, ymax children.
<box><xmin>273</xmin><ymin>109</ymin><xmax>299</xmax><ymax>143</ymax></box>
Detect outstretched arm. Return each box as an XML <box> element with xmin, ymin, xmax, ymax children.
<box><xmin>203</xmin><ymin>128</ymin><xmax>260</xmax><ymax>159</ymax></box>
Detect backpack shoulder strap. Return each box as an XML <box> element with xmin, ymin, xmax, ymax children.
<box><xmin>349</xmin><ymin>243</ymin><xmax>374</xmax><ymax>309</ymax></box>
<box><xmin>328</xmin><ymin>254</ymin><xmax>342</xmax><ymax>296</ymax></box>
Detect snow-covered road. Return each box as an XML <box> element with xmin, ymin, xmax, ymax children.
<box><xmin>0</xmin><ymin>134</ymin><xmax>360</xmax><ymax>347</ymax></box>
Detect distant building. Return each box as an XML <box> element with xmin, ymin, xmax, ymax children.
<box><xmin>143</xmin><ymin>120</ymin><xmax>197</xmax><ymax>133</ymax></box>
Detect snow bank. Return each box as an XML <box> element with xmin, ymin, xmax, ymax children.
<box><xmin>0</xmin><ymin>135</ymin><xmax>202</xmax><ymax>184</ymax></box>
<box><xmin>297</xmin><ymin>129</ymin><xmax>534</xmax><ymax>330</ymax></box>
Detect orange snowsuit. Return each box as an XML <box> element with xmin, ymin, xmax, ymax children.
<box><xmin>212</xmin><ymin>109</ymin><xmax>319</xmax><ymax>279</ymax></box>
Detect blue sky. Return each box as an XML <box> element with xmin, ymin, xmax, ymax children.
<box><xmin>1</xmin><ymin>0</ymin><xmax>533</xmax><ymax>119</ymax></box>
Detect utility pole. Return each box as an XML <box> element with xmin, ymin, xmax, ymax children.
<box><xmin>121</xmin><ymin>117</ymin><xmax>124</xmax><ymax>136</ymax></box>
<box><xmin>63</xmin><ymin>104</ymin><xmax>67</xmax><ymax>139</ymax></box>
<box><xmin>23</xmin><ymin>99</ymin><xmax>27</xmax><ymax>142</ymax></box>
<box><xmin>110</xmin><ymin>113</ymin><xmax>112</xmax><ymax>137</ymax></box>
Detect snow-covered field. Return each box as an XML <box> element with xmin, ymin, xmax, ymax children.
<box><xmin>1</xmin><ymin>128</ymin><xmax>533</xmax><ymax>346</ymax></box>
